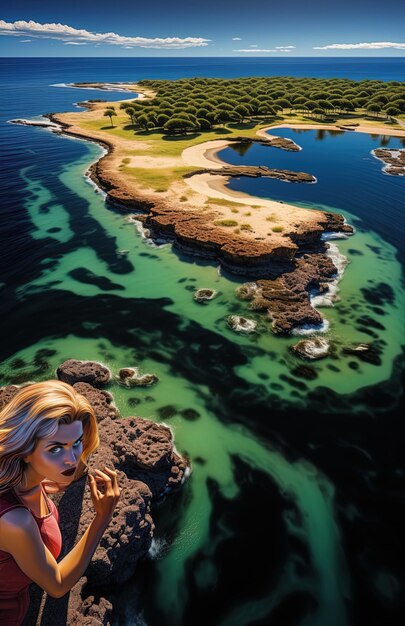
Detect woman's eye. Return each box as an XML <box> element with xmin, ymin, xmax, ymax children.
<box><xmin>49</xmin><ymin>447</ymin><xmax>62</xmax><ymax>454</ymax></box>
<box><xmin>73</xmin><ymin>439</ymin><xmax>83</xmax><ymax>448</ymax></box>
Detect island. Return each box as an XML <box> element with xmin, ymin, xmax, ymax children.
<box><xmin>38</xmin><ymin>76</ymin><xmax>405</xmax><ymax>333</ymax></box>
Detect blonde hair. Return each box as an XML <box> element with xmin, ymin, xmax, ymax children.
<box><xmin>0</xmin><ymin>380</ymin><xmax>99</xmax><ymax>495</ymax></box>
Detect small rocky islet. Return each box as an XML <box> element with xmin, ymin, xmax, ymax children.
<box><xmin>0</xmin><ymin>359</ymin><xmax>189</xmax><ymax>625</ymax></box>
<box><xmin>372</xmin><ymin>147</ymin><xmax>405</xmax><ymax>176</ymax></box>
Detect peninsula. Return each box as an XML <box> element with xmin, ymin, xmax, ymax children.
<box><xmin>44</xmin><ymin>76</ymin><xmax>405</xmax><ymax>333</ymax></box>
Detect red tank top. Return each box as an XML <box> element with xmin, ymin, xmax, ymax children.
<box><xmin>0</xmin><ymin>485</ymin><xmax>62</xmax><ymax>625</ymax></box>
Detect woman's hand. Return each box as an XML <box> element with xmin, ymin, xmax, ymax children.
<box><xmin>88</xmin><ymin>466</ymin><xmax>121</xmax><ymax>523</ymax></box>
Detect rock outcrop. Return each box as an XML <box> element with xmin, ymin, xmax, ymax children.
<box><xmin>291</xmin><ymin>337</ymin><xmax>330</xmax><ymax>360</ymax></box>
<box><xmin>193</xmin><ymin>288</ymin><xmax>218</xmax><ymax>302</ymax></box>
<box><xmin>117</xmin><ymin>368</ymin><xmax>159</xmax><ymax>387</ymax></box>
<box><xmin>229</xmin><ymin>135</ymin><xmax>301</xmax><ymax>151</ymax></box>
<box><xmin>227</xmin><ymin>315</ymin><xmax>257</xmax><ymax>333</ymax></box>
<box><xmin>238</xmin><ymin>253</ymin><xmax>337</xmax><ymax>333</ymax></box>
<box><xmin>0</xmin><ymin>360</ymin><xmax>189</xmax><ymax>625</ymax></box>
<box><xmin>342</xmin><ymin>342</ymin><xmax>383</xmax><ymax>365</ymax></box>
<box><xmin>372</xmin><ymin>148</ymin><xmax>405</xmax><ymax>176</ymax></box>
<box><xmin>185</xmin><ymin>165</ymin><xmax>315</xmax><ymax>183</ymax></box>
<box><xmin>57</xmin><ymin>359</ymin><xmax>111</xmax><ymax>387</ymax></box>
<box><xmin>9</xmin><ymin>118</ymin><xmax>60</xmax><ymax>129</ymax></box>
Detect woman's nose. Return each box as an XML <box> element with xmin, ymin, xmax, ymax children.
<box><xmin>64</xmin><ymin>447</ymin><xmax>77</xmax><ymax>465</ymax></box>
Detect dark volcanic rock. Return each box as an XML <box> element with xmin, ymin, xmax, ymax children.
<box><xmin>291</xmin><ymin>337</ymin><xmax>330</xmax><ymax>360</ymax></box>
<box><xmin>57</xmin><ymin>359</ymin><xmax>111</xmax><ymax>387</ymax></box>
<box><xmin>1</xmin><ymin>365</ymin><xmax>189</xmax><ymax>626</ymax></box>
<box><xmin>0</xmin><ymin>384</ymin><xmax>19</xmax><ymax>409</ymax></box>
<box><xmin>229</xmin><ymin>135</ymin><xmax>301</xmax><ymax>151</ymax></box>
<box><xmin>342</xmin><ymin>342</ymin><xmax>383</xmax><ymax>366</ymax></box>
<box><xmin>73</xmin><ymin>382</ymin><xmax>119</xmax><ymax>422</ymax></box>
<box><xmin>243</xmin><ymin>253</ymin><xmax>338</xmax><ymax>334</ymax></box>
<box><xmin>186</xmin><ymin>165</ymin><xmax>315</xmax><ymax>183</ymax></box>
<box><xmin>193</xmin><ymin>288</ymin><xmax>218</xmax><ymax>302</ymax></box>
<box><xmin>373</xmin><ymin>148</ymin><xmax>405</xmax><ymax>176</ymax></box>
<box><xmin>117</xmin><ymin>368</ymin><xmax>159</xmax><ymax>387</ymax></box>
<box><xmin>9</xmin><ymin>118</ymin><xmax>59</xmax><ymax>129</ymax></box>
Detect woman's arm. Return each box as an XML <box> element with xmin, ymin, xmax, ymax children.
<box><xmin>0</xmin><ymin>467</ymin><xmax>120</xmax><ymax>598</ymax></box>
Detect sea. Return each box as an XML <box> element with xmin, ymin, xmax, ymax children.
<box><xmin>0</xmin><ymin>57</ymin><xmax>404</xmax><ymax>626</ymax></box>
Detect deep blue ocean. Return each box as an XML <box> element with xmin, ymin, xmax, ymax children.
<box><xmin>1</xmin><ymin>58</ymin><xmax>405</xmax><ymax>626</ymax></box>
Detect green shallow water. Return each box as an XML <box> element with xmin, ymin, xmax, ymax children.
<box><xmin>1</xmin><ymin>138</ymin><xmax>404</xmax><ymax>625</ymax></box>
<box><xmin>11</xmin><ymin>146</ymin><xmax>405</xmax><ymax>404</ymax></box>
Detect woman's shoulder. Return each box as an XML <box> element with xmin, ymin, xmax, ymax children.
<box><xmin>0</xmin><ymin>504</ymin><xmax>35</xmax><ymax>551</ymax></box>
<box><xmin>0</xmin><ymin>502</ymin><xmax>33</xmax><ymax>527</ymax></box>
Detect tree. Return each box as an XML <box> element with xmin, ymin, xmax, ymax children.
<box><xmin>367</xmin><ymin>103</ymin><xmax>381</xmax><ymax>118</ymax></box>
<box><xmin>163</xmin><ymin>117</ymin><xmax>198</xmax><ymax>134</ymax></box>
<box><xmin>125</xmin><ymin>107</ymin><xmax>136</xmax><ymax>125</ymax></box>
<box><xmin>104</xmin><ymin>109</ymin><xmax>117</xmax><ymax>127</ymax></box>
<box><xmin>215</xmin><ymin>110</ymin><xmax>231</xmax><ymax>126</ymax></box>
<box><xmin>274</xmin><ymin>98</ymin><xmax>291</xmax><ymax>113</ymax></box>
<box><xmin>157</xmin><ymin>113</ymin><xmax>170</xmax><ymax>127</ymax></box>
<box><xmin>234</xmin><ymin>104</ymin><xmax>250</xmax><ymax>122</ymax></box>
<box><xmin>385</xmin><ymin>106</ymin><xmax>400</xmax><ymax>119</ymax></box>
<box><xmin>197</xmin><ymin>118</ymin><xmax>212</xmax><ymax>131</ymax></box>
<box><xmin>137</xmin><ymin>114</ymin><xmax>151</xmax><ymax>130</ymax></box>
<box><xmin>389</xmin><ymin>99</ymin><xmax>405</xmax><ymax>112</ymax></box>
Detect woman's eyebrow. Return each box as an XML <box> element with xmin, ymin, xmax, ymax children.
<box><xmin>46</xmin><ymin>435</ymin><xmax>83</xmax><ymax>446</ymax></box>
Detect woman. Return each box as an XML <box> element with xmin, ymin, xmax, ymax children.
<box><xmin>0</xmin><ymin>380</ymin><xmax>120</xmax><ymax>625</ymax></box>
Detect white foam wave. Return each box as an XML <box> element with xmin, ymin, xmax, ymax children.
<box><xmin>291</xmin><ymin>320</ymin><xmax>330</xmax><ymax>336</ymax></box>
<box><xmin>127</xmin><ymin>215</ymin><xmax>169</xmax><ymax>248</ymax></box>
<box><xmin>148</xmin><ymin>537</ymin><xmax>170</xmax><ymax>560</ymax></box>
<box><xmin>311</xmin><ymin>242</ymin><xmax>348</xmax><ymax>308</ymax></box>
<box><xmin>50</xmin><ymin>82</ymin><xmax>135</xmax><ymax>93</ymax></box>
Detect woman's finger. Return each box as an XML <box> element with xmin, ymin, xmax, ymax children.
<box><xmin>88</xmin><ymin>474</ymin><xmax>100</xmax><ymax>500</ymax></box>
<box><xmin>94</xmin><ymin>469</ymin><xmax>114</xmax><ymax>496</ymax></box>
<box><xmin>103</xmin><ymin>467</ymin><xmax>119</xmax><ymax>490</ymax></box>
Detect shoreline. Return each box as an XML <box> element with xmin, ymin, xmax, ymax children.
<box><xmin>44</xmin><ymin>85</ymin><xmax>405</xmax><ymax>333</ymax></box>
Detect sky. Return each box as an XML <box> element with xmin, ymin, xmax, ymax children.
<box><xmin>1</xmin><ymin>0</ymin><xmax>405</xmax><ymax>57</ymax></box>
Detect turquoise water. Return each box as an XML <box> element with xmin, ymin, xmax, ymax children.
<box><xmin>1</xmin><ymin>60</ymin><xmax>404</xmax><ymax>626</ymax></box>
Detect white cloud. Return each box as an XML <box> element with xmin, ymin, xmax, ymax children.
<box><xmin>232</xmin><ymin>37</ymin><xmax>242</xmax><ymax>41</ymax></box>
<box><xmin>0</xmin><ymin>19</ymin><xmax>210</xmax><ymax>49</ymax></box>
<box><xmin>276</xmin><ymin>45</ymin><xmax>295</xmax><ymax>49</ymax></box>
<box><xmin>234</xmin><ymin>48</ymin><xmax>293</xmax><ymax>53</ymax></box>
<box><xmin>250</xmin><ymin>44</ymin><xmax>258</xmax><ymax>48</ymax></box>
<box><xmin>313</xmin><ymin>41</ymin><xmax>405</xmax><ymax>50</ymax></box>
<box><xmin>64</xmin><ymin>41</ymin><xmax>87</xmax><ymax>45</ymax></box>
<box><xmin>20</xmin><ymin>39</ymin><xmax>31</xmax><ymax>42</ymax></box>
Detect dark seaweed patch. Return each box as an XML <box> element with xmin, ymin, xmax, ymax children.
<box><xmin>69</xmin><ymin>268</ymin><xmax>125</xmax><ymax>291</ymax></box>
<box><xmin>158</xmin><ymin>405</ymin><xmax>177</xmax><ymax>419</ymax></box>
<box><xmin>180</xmin><ymin>408</ymin><xmax>200</xmax><ymax>421</ymax></box>
<box><xmin>361</xmin><ymin>282</ymin><xmax>395</xmax><ymax>306</ymax></box>
<box><xmin>356</xmin><ymin>316</ymin><xmax>385</xmax><ymax>331</ymax></box>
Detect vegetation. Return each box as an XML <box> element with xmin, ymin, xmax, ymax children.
<box><xmin>214</xmin><ymin>219</ymin><xmax>238</xmax><ymax>227</ymax></box>
<box><xmin>110</xmin><ymin>76</ymin><xmax>405</xmax><ymax>135</ymax></box>
<box><xmin>104</xmin><ymin>108</ymin><xmax>117</xmax><ymax>127</ymax></box>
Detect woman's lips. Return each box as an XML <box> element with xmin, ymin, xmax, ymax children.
<box><xmin>61</xmin><ymin>467</ymin><xmax>76</xmax><ymax>476</ymax></box>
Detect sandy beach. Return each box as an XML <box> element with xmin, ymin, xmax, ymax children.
<box><xmin>180</xmin><ymin>121</ymin><xmax>405</xmax><ymax>235</ymax></box>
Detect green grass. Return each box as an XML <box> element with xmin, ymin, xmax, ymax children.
<box><xmin>122</xmin><ymin>165</ymin><xmax>196</xmax><ymax>192</ymax></box>
<box><xmin>206</xmin><ymin>197</ymin><xmax>246</xmax><ymax>207</ymax></box>
<box><xmin>272</xmin><ymin>225</ymin><xmax>284</xmax><ymax>233</ymax></box>
<box><xmin>214</xmin><ymin>219</ymin><xmax>238</xmax><ymax>227</ymax></box>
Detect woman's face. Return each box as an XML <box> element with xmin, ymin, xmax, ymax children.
<box><xmin>24</xmin><ymin>421</ymin><xmax>84</xmax><ymax>485</ymax></box>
